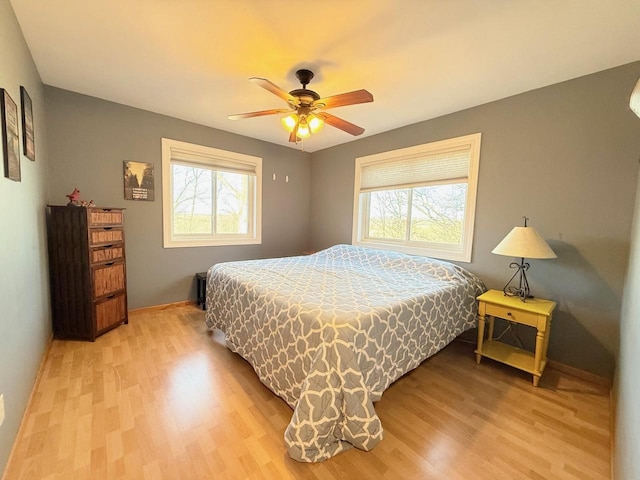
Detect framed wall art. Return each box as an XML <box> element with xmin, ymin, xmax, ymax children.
<box><xmin>123</xmin><ymin>160</ymin><xmax>155</xmax><ymax>200</ymax></box>
<box><xmin>1</xmin><ymin>88</ymin><xmax>21</xmax><ymax>182</ymax></box>
<box><xmin>20</xmin><ymin>86</ymin><xmax>35</xmax><ymax>162</ymax></box>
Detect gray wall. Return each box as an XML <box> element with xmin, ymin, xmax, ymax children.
<box><xmin>615</xmin><ymin>144</ymin><xmax>640</xmax><ymax>478</ymax></box>
<box><xmin>310</xmin><ymin>62</ymin><xmax>640</xmax><ymax>378</ymax></box>
<box><xmin>45</xmin><ymin>87</ymin><xmax>311</xmax><ymax>309</ymax></box>
<box><xmin>0</xmin><ymin>0</ymin><xmax>51</xmax><ymax>474</ymax></box>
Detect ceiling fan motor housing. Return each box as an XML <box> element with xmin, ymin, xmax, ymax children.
<box><xmin>290</xmin><ymin>69</ymin><xmax>320</xmax><ymax>105</ymax></box>
<box><xmin>289</xmin><ymin>89</ymin><xmax>320</xmax><ymax>105</ymax></box>
<box><xmin>295</xmin><ymin>69</ymin><xmax>314</xmax><ymax>87</ymax></box>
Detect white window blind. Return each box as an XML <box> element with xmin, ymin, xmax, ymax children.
<box><xmin>169</xmin><ymin>147</ymin><xmax>257</xmax><ymax>176</ymax></box>
<box><xmin>352</xmin><ymin>133</ymin><xmax>481</xmax><ymax>262</ymax></box>
<box><xmin>360</xmin><ymin>147</ymin><xmax>471</xmax><ymax>192</ymax></box>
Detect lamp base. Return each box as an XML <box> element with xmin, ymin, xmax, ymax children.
<box><xmin>503</xmin><ymin>288</ymin><xmax>534</xmax><ymax>301</ymax></box>
<box><xmin>502</xmin><ymin>258</ymin><xmax>531</xmax><ymax>302</ymax></box>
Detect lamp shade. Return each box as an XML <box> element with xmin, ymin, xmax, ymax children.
<box><xmin>281</xmin><ymin>114</ymin><xmax>298</xmax><ymax>132</ymax></box>
<box><xmin>297</xmin><ymin>119</ymin><xmax>311</xmax><ymax>138</ymax></box>
<box><xmin>492</xmin><ymin>226</ymin><xmax>556</xmax><ymax>259</ymax></box>
<box><xmin>308</xmin><ymin>114</ymin><xmax>324</xmax><ymax>133</ymax></box>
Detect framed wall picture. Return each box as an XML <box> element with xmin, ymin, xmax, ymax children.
<box><xmin>20</xmin><ymin>86</ymin><xmax>35</xmax><ymax>162</ymax></box>
<box><xmin>1</xmin><ymin>88</ymin><xmax>21</xmax><ymax>182</ymax></box>
<box><xmin>123</xmin><ymin>161</ymin><xmax>155</xmax><ymax>200</ymax></box>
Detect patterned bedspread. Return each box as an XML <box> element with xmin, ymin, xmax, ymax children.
<box><xmin>205</xmin><ymin>244</ymin><xmax>485</xmax><ymax>462</ymax></box>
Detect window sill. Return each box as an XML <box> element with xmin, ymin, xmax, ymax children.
<box><xmin>163</xmin><ymin>237</ymin><xmax>262</xmax><ymax>248</ymax></box>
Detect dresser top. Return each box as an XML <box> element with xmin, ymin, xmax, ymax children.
<box><xmin>48</xmin><ymin>205</ymin><xmax>124</xmax><ymax>210</ymax></box>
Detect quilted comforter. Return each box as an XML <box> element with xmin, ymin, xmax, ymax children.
<box><xmin>205</xmin><ymin>244</ymin><xmax>485</xmax><ymax>462</ymax></box>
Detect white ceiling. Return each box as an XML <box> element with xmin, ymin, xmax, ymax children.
<box><xmin>10</xmin><ymin>0</ymin><xmax>640</xmax><ymax>153</ymax></box>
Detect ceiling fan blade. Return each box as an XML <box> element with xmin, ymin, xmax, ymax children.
<box><xmin>313</xmin><ymin>89</ymin><xmax>373</xmax><ymax>110</ymax></box>
<box><xmin>250</xmin><ymin>77</ymin><xmax>297</xmax><ymax>104</ymax></box>
<box><xmin>228</xmin><ymin>108</ymin><xmax>290</xmax><ymax>120</ymax></box>
<box><xmin>318</xmin><ymin>113</ymin><xmax>365</xmax><ymax>136</ymax></box>
<box><xmin>289</xmin><ymin>123</ymin><xmax>299</xmax><ymax>143</ymax></box>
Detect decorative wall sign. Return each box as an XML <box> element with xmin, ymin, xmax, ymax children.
<box><xmin>123</xmin><ymin>161</ymin><xmax>155</xmax><ymax>200</ymax></box>
<box><xmin>20</xmin><ymin>86</ymin><xmax>35</xmax><ymax>161</ymax></box>
<box><xmin>1</xmin><ymin>89</ymin><xmax>21</xmax><ymax>182</ymax></box>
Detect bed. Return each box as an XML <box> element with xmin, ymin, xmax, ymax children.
<box><xmin>205</xmin><ymin>244</ymin><xmax>486</xmax><ymax>462</ymax></box>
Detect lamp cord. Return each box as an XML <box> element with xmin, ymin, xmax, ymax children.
<box><xmin>493</xmin><ymin>321</ymin><xmax>524</xmax><ymax>349</ymax></box>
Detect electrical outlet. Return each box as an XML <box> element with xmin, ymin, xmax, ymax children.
<box><xmin>0</xmin><ymin>394</ymin><xmax>4</xmax><ymax>427</ymax></box>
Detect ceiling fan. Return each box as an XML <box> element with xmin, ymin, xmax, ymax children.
<box><xmin>228</xmin><ymin>69</ymin><xmax>374</xmax><ymax>142</ymax></box>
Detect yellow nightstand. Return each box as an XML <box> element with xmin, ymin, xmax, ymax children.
<box><xmin>475</xmin><ymin>289</ymin><xmax>556</xmax><ymax>386</ymax></box>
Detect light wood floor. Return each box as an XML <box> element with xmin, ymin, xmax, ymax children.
<box><xmin>4</xmin><ymin>305</ymin><xmax>611</xmax><ymax>480</ymax></box>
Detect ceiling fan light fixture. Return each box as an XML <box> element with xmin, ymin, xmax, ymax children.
<box><xmin>308</xmin><ymin>115</ymin><xmax>324</xmax><ymax>134</ymax></box>
<box><xmin>281</xmin><ymin>113</ymin><xmax>298</xmax><ymax>132</ymax></box>
<box><xmin>297</xmin><ymin>118</ymin><xmax>311</xmax><ymax>138</ymax></box>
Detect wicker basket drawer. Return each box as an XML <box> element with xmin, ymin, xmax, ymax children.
<box><xmin>89</xmin><ymin>227</ymin><xmax>124</xmax><ymax>246</ymax></box>
<box><xmin>92</xmin><ymin>262</ymin><xmax>126</xmax><ymax>298</ymax></box>
<box><xmin>95</xmin><ymin>294</ymin><xmax>127</xmax><ymax>332</ymax></box>
<box><xmin>88</xmin><ymin>208</ymin><xmax>123</xmax><ymax>226</ymax></box>
<box><xmin>90</xmin><ymin>244</ymin><xmax>124</xmax><ymax>264</ymax></box>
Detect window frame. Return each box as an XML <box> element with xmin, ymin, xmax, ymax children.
<box><xmin>352</xmin><ymin>133</ymin><xmax>481</xmax><ymax>262</ymax></box>
<box><xmin>161</xmin><ymin>138</ymin><xmax>262</xmax><ymax>248</ymax></box>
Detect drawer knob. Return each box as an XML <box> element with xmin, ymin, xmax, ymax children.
<box><xmin>507</xmin><ymin>312</ymin><xmax>512</xmax><ymax>316</ymax></box>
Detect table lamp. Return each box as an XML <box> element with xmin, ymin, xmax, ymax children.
<box><xmin>492</xmin><ymin>217</ymin><xmax>556</xmax><ymax>301</ymax></box>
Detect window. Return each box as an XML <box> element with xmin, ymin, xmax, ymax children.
<box><xmin>352</xmin><ymin>133</ymin><xmax>481</xmax><ymax>262</ymax></box>
<box><xmin>162</xmin><ymin>138</ymin><xmax>262</xmax><ymax>248</ymax></box>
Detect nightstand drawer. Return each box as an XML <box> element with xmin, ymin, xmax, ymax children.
<box><xmin>485</xmin><ymin>303</ymin><xmax>538</xmax><ymax>327</ymax></box>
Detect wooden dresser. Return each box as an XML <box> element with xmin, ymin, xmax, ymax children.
<box><xmin>47</xmin><ymin>206</ymin><xmax>128</xmax><ymax>340</ymax></box>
